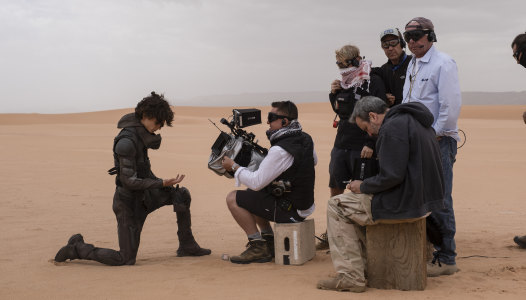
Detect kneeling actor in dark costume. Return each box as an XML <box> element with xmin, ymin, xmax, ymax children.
<box><xmin>55</xmin><ymin>92</ymin><xmax>210</xmax><ymax>265</ymax></box>
<box><xmin>222</xmin><ymin>101</ymin><xmax>317</xmax><ymax>264</ymax></box>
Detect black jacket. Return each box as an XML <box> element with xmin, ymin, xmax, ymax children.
<box><xmin>372</xmin><ymin>53</ymin><xmax>412</xmax><ymax>107</ymax></box>
<box><xmin>329</xmin><ymin>74</ymin><xmax>386</xmax><ymax>150</ymax></box>
<box><xmin>360</xmin><ymin>102</ymin><xmax>444</xmax><ymax>220</ymax></box>
<box><xmin>113</xmin><ymin>113</ymin><xmax>163</xmax><ymax>191</ymax></box>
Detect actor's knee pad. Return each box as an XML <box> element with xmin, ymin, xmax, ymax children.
<box><xmin>173</xmin><ymin>186</ymin><xmax>192</xmax><ymax>212</ymax></box>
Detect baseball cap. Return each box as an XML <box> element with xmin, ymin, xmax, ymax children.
<box><xmin>405</xmin><ymin>17</ymin><xmax>434</xmax><ymax>31</ymax></box>
<box><xmin>380</xmin><ymin>28</ymin><xmax>402</xmax><ymax>41</ymax></box>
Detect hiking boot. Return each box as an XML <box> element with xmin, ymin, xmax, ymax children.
<box><xmin>230</xmin><ymin>239</ymin><xmax>272</xmax><ymax>264</ymax></box>
<box><xmin>262</xmin><ymin>233</ymin><xmax>275</xmax><ymax>258</ymax></box>
<box><xmin>177</xmin><ymin>241</ymin><xmax>211</xmax><ymax>257</ymax></box>
<box><xmin>317</xmin><ymin>273</ymin><xmax>366</xmax><ymax>292</ymax></box>
<box><xmin>54</xmin><ymin>233</ymin><xmax>84</xmax><ymax>262</ymax></box>
<box><xmin>513</xmin><ymin>235</ymin><xmax>526</xmax><ymax>248</ymax></box>
<box><xmin>427</xmin><ymin>262</ymin><xmax>459</xmax><ymax>277</ymax></box>
<box><xmin>316</xmin><ymin>231</ymin><xmax>329</xmax><ymax>251</ymax></box>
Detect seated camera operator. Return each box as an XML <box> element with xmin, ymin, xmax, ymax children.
<box><xmin>221</xmin><ymin>101</ymin><xmax>317</xmax><ymax>264</ymax></box>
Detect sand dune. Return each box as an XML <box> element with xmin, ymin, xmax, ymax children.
<box><xmin>1</xmin><ymin>103</ymin><xmax>525</xmax><ymax>299</ymax></box>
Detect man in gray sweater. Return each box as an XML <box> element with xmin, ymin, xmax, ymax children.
<box><xmin>317</xmin><ymin>96</ymin><xmax>444</xmax><ymax>292</ymax></box>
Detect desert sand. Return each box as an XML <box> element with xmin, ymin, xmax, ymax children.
<box><xmin>1</xmin><ymin>103</ymin><xmax>525</xmax><ymax>299</ymax></box>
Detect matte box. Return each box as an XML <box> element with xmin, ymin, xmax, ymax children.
<box><xmin>233</xmin><ymin>108</ymin><xmax>261</xmax><ymax>128</ymax></box>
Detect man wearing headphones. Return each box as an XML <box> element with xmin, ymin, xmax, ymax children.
<box><xmin>402</xmin><ymin>17</ymin><xmax>462</xmax><ymax>277</ymax></box>
<box><xmin>373</xmin><ymin>28</ymin><xmax>412</xmax><ymax>107</ymax></box>
<box><xmin>221</xmin><ymin>101</ymin><xmax>317</xmax><ymax>264</ymax></box>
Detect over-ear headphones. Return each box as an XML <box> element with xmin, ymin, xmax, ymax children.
<box><xmin>396</xmin><ymin>28</ymin><xmax>406</xmax><ymax>48</ymax></box>
<box><xmin>427</xmin><ymin>30</ymin><xmax>437</xmax><ymax>42</ymax></box>
<box><xmin>345</xmin><ymin>57</ymin><xmax>360</xmax><ymax>67</ymax></box>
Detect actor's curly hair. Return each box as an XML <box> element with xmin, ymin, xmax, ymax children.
<box><xmin>512</xmin><ymin>32</ymin><xmax>526</xmax><ymax>49</ymax></box>
<box><xmin>135</xmin><ymin>91</ymin><xmax>174</xmax><ymax>127</ymax></box>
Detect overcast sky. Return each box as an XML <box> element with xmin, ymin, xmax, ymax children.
<box><xmin>1</xmin><ymin>0</ymin><xmax>525</xmax><ymax>113</ymax></box>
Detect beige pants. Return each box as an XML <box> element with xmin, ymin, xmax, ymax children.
<box><xmin>327</xmin><ymin>192</ymin><xmax>375</xmax><ymax>286</ymax></box>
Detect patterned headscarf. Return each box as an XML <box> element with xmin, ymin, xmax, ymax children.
<box><xmin>340</xmin><ymin>59</ymin><xmax>372</xmax><ymax>91</ymax></box>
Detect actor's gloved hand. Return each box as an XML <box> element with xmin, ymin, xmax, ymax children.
<box><xmin>163</xmin><ymin>174</ymin><xmax>185</xmax><ymax>186</ymax></box>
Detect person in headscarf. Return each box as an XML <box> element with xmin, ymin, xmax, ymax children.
<box><xmin>316</xmin><ymin>44</ymin><xmax>387</xmax><ymax>251</ymax></box>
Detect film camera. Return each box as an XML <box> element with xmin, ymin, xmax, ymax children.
<box><xmin>208</xmin><ymin>108</ymin><xmax>268</xmax><ymax>178</ymax></box>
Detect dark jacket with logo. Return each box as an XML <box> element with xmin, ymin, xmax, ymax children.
<box><xmin>113</xmin><ymin>113</ymin><xmax>163</xmax><ymax>191</ymax></box>
<box><xmin>360</xmin><ymin>102</ymin><xmax>444</xmax><ymax>220</ymax></box>
<box><xmin>329</xmin><ymin>74</ymin><xmax>386</xmax><ymax>150</ymax></box>
<box><xmin>372</xmin><ymin>53</ymin><xmax>412</xmax><ymax>107</ymax></box>
<box><xmin>271</xmin><ymin>132</ymin><xmax>315</xmax><ymax>210</ymax></box>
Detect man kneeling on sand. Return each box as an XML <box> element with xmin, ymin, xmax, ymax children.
<box><xmin>54</xmin><ymin>92</ymin><xmax>210</xmax><ymax>265</ymax></box>
<box><xmin>317</xmin><ymin>96</ymin><xmax>445</xmax><ymax>292</ymax></box>
<box><xmin>221</xmin><ymin>101</ymin><xmax>317</xmax><ymax>264</ymax></box>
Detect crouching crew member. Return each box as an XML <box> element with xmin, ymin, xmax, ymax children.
<box><xmin>222</xmin><ymin>101</ymin><xmax>317</xmax><ymax>264</ymax></box>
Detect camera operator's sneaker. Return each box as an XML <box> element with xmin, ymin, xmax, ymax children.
<box><xmin>230</xmin><ymin>239</ymin><xmax>272</xmax><ymax>264</ymax></box>
<box><xmin>316</xmin><ymin>231</ymin><xmax>329</xmax><ymax>251</ymax></box>
<box><xmin>317</xmin><ymin>273</ymin><xmax>366</xmax><ymax>292</ymax></box>
<box><xmin>513</xmin><ymin>235</ymin><xmax>526</xmax><ymax>248</ymax></box>
<box><xmin>427</xmin><ymin>262</ymin><xmax>459</xmax><ymax>277</ymax></box>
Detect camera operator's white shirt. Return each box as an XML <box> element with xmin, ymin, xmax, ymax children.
<box><xmin>234</xmin><ymin>145</ymin><xmax>317</xmax><ymax>218</ymax></box>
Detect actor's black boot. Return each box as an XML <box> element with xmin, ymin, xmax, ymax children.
<box><xmin>54</xmin><ymin>234</ymin><xmax>84</xmax><ymax>262</ymax></box>
<box><xmin>175</xmin><ymin>211</ymin><xmax>211</xmax><ymax>257</ymax></box>
<box><xmin>514</xmin><ymin>235</ymin><xmax>526</xmax><ymax>248</ymax></box>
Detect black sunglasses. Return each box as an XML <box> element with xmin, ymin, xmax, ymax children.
<box><xmin>381</xmin><ymin>39</ymin><xmax>400</xmax><ymax>49</ymax></box>
<box><xmin>268</xmin><ymin>112</ymin><xmax>287</xmax><ymax>123</ymax></box>
<box><xmin>403</xmin><ymin>29</ymin><xmax>430</xmax><ymax>42</ymax></box>
<box><xmin>336</xmin><ymin>57</ymin><xmax>358</xmax><ymax>68</ymax></box>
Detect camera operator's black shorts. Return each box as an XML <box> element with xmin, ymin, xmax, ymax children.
<box><xmin>236</xmin><ymin>189</ymin><xmax>304</xmax><ymax>223</ymax></box>
<box><xmin>329</xmin><ymin>147</ymin><xmax>361</xmax><ymax>190</ymax></box>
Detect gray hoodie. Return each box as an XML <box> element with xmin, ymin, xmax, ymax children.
<box><xmin>361</xmin><ymin>102</ymin><xmax>445</xmax><ymax>220</ymax></box>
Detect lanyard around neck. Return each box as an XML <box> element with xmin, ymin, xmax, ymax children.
<box><xmin>407</xmin><ymin>59</ymin><xmax>421</xmax><ymax>101</ymax></box>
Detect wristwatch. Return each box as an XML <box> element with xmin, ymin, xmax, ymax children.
<box><xmin>232</xmin><ymin>163</ymin><xmax>239</xmax><ymax>172</ymax></box>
